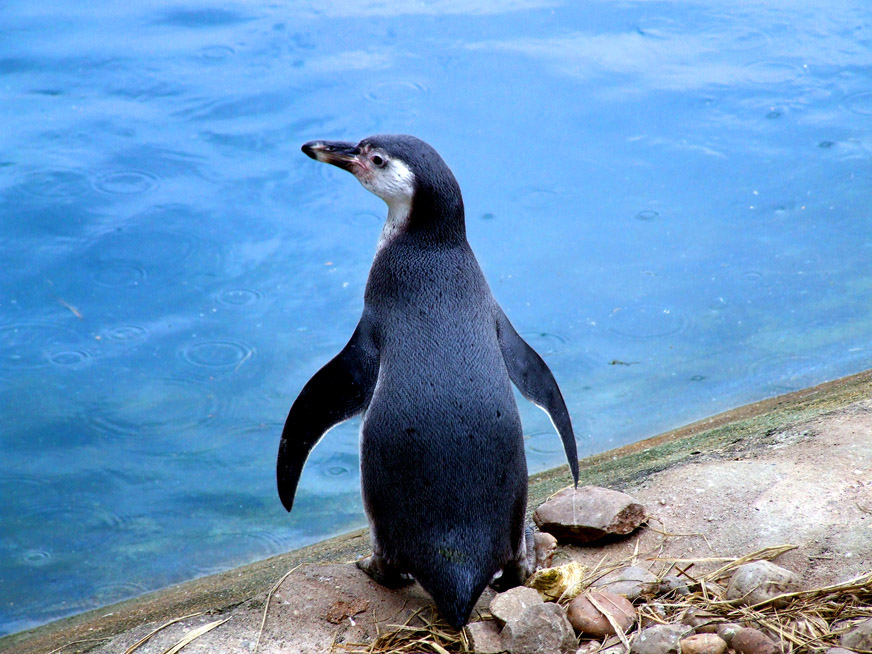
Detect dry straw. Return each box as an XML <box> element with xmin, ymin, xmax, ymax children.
<box><xmin>337</xmin><ymin>542</ymin><xmax>872</xmax><ymax>654</ymax></box>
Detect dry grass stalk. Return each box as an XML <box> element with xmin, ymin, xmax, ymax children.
<box><xmin>161</xmin><ymin>617</ymin><xmax>231</xmax><ymax>654</ymax></box>
<box><xmin>337</xmin><ymin>606</ymin><xmax>465</xmax><ymax>654</ymax></box>
<box><xmin>123</xmin><ymin>612</ymin><xmax>205</xmax><ymax>654</ymax></box>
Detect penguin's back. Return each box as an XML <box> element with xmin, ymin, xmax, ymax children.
<box><xmin>359</xmin><ymin>238</ymin><xmax>528</xmax><ymax>619</ymax></box>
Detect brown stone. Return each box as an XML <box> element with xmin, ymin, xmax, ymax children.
<box><xmin>533</xmin><ymin>486</ymin><xmax>646</xmax><ymax>543</ymax></box>
<box><xmin>533</xmin><ymin>531</ymin><xmax>558</xmax><ymax>568</ymax></box>
<box><xmin>715</xmin><ymin>622</ymin><xmax>742</xmax><ymax>646</ymax></box>
<box><xmin>679</xmin><ymin>633</ymin><xmax>728</xmax><ymax>654</ymax></box>
<box><xmin>463</xmin><ymin>620</ymin><xmax>506</xmax><ymax>654</ymax></box>
<box><xmin>489</xmin><ymin>585</ymin><xmax>544</xmax><ymax>627</ymax></box>
<box><xmin>566</xmin><ymin>590</ymin><xmax>635</xmax><ymax>637</ymax></box>
<box><xmin>731</xmin><ymin>627</ymin><xmax>780</xmax><ymax>654</ymax></box>
<box><xmin>725</xmin><ymin>560</ymin><xmax>801</xmax><ymax>607</ymax></box>
<box><xmin>501</xmin><ymin>602</ymin><xmax>577</xmax><ymax>654</ymax></box>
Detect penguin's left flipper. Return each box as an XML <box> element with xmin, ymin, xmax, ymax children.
<box><xmin>495</xmin><ymin>307</ymin><xmax>579</xmax><ymax>485</ymax></box>
<box><xmin>277</xmin><ymin>316</ymin><xmax>379</xmax><ymax>512</ymax></box>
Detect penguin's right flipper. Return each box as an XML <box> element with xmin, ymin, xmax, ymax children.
<box><xmin>277</xmin><ymin>315</ymin><xmax>379</xmax><ymax>512</ymax></box>
<box><xmin>495</xmin><ymin>307</ymin><xmax>579</xmax><ymax>485</ymax></box>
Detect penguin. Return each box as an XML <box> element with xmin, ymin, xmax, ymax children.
<box><xmin>277</xmin><ymin>134</ymin><xmax>578</xmax><ymax>629</ymax></box>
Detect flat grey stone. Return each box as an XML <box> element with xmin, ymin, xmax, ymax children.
<box><xmin>463</xmin><ymin>620</ymin><xmax>506</xmax><ymax>654</ymax></box>
<box><xmin>592</xmin><ymin>565</ymin><xmax>658</xmax><ymax>599</ymax></box>
<box><xmin>630</xmin><ymin>624</ymin><xmax>693</xmax><ymax>654</ymax></box>
<box><xmin>533</xmin><ymin>486</ymin><xmax>646</xmax><ymax>544</ymax></box>
<box><xmin>725</xmin><ymin>560</ymin><xmax>801</xmax><ymax>607</ymax></box>
<box><xmin>841</xmin><ymin>617</ymin><xmax>872</xmax><ymax>650</ymax></box>
<box><xmin>489</xmin><ymin>586</ymin><xmax>544</xmax><ymax>627</ymax></box>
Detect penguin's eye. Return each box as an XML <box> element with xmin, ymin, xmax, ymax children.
<box><xmin>371</xmin><ymin>154</ymin><xmax>386</xmax><ymax>167</ymax></box>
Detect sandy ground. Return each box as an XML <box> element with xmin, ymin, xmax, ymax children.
<box><xmin>3</xmin><ymin>370</ymin><xmax>871</xmax><ymax>654</ymax></box>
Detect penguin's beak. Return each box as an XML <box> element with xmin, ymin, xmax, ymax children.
<box><xmin>301</xmin><ymin>140</ymin><xmax>361</xmax><ymax>172</ymax></box>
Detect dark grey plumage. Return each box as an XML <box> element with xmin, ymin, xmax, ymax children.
<box><xmin>277</xmin><ymin>134</ymin><xmax>578</xmax><ymax>628</ymax></box>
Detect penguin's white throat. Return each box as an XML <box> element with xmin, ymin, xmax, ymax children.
<box><xmin>356</xmin><ymin>158</ymin><xmax>416</xmax><ymax>252</ymax></box>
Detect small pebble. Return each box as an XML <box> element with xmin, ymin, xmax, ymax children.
<box><xmin>567</xmin><ymin>590</ymin><xmax>635</xmax><ymax>637</ymax></box>
<box><xmin>679</xmin><ymin>633</ymin><xmax>728</xmax><ymax>654</ymax></box>
<box><xmin>630</xmin><ymin>624</ymin><xmax>693</xmax><ymax>654</ymax></box>
<box><xmin>841</xmin><ymin>617</ymin><xmax>872</xmax><ymax>650</ymax></box>
<box><xmin>680</xmin><ymin>607</ymin><xmax>719</xmax><ymax>633</ymax></box>
<box><xmin>716</xmin><ymin>623</ymin><xmax>742</xmax><ymax>646</ymax></box>
<box><xmin>731</xmin><ymin>627</ymin><xmax>780</xmax><ymax>654</ymax></box>
<box><xmin>533</xmin><ymin>532</ymin><xmax>558</xmax><ymax>568</ymax></box>
<box><xmin>658</xmin><ymin>575</ymin><xmax>692</xmax><ymax>596</ymax></box>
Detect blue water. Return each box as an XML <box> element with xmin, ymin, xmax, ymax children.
<box><xmin>2</xmin><ymin>0</ymin><xmax>871</xmax><ymax>637</ymax></box>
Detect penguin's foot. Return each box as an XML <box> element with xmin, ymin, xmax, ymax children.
<box><xmin>490</xmin><ymin>526</ymin><xmax>557</xmax><ymax>592</ymax></box>
<box><xmin>356</xmin><ymin>553</ymin><xmax>414</xmax><ymax>589</ymax></box>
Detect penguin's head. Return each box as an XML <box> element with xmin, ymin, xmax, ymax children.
<box><xmin>302</xmin><ymin>134</ymin><xmax>464</xmax><ymax>240</ymax></box>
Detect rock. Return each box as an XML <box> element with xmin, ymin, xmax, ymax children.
<box><xmin>463</xmin><ymin>620</ymin><xmax>506</xmax><ymax>654</ymax></box>
<box><xmin>592</xmin><ymin>565</ymin><xmax>658</xmax><ymax>599</ymax></box>
<box><xmin>679</xmin><ymin>633</ymin><xmax>728</xmax><ymax>654</ymax></box>
<box><xmin>630</xmin><ymin>624</ymin><xmax>693</xmax><ymax>654</ymax></box>
<box><xmin>680</xmin><ymin>607</ymin><xmax>719</xmax><ymax>633</ymax></box>
<box><xmin>566</xmin><ymin>590</ymin><xmax>635</xmax><ymax>637</ymax></box>
<box><xmin>731</xmin><ymin>627</ymin><xmax>780</xmax><ymax>654</ymax></box>
<box><xmin>841</xmin><ymin>617</ymin><xmax>872</xmax><ymax>650</ymax></box>
<box><xmin>715</xmin><ymin>623</ymin><xmax>742</xmax><ymax>646</ymax></box>
<box><xmin>825</xmin><ymin>649</ymin><xmax>857</xmax><ymax>654</ymax></box>
<box><xmin>490</xmin><ymin>586</ymin><xmax>544</xmax><ymax>627</ymax></box>
<box><xmin>725</xmin><ymin>560</ymin><xmax>801</xmax><ymax>607</ymax></box>
<box><xmin>658</xmin><ymin>575</ymin><xmax>692</xmax><ymax>596</ymax></box>
<box><xmin>501</xmin><ymin>602</ymin><xmax>577</xmax><ymax>654</ymax></box>
<box><xmin>533</xmin><ymin>486</ymin><xmax>646</xmax><ymax>543</ymax></box>
<box><xmin>533</xmin><ymin>531</ymin><xmax>558</xmax><ymax>568</ymax></box>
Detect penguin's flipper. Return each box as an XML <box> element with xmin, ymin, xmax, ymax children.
<box><xmin>277</xmin><ymin>316</ymin><xmax>379</xmax><ymax>512</ymax></box>
<box><xmin>495</xmin><ymin>308</ymin><xmax>579</xmax><ymax>485</ymax></box>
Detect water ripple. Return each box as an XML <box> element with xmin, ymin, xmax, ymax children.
<box><xmin>47</xmin><ymin>349</ymin><xmax>91</xmax><ymax>367</ymax></box>
<box><xmin>216</xmin><ymin>288</ymin><xmax>263</xmax><ymax>306</ymax></box>
<box><xmin>90</xmin><ymin>260</ymin><xmax>147</xmax><ymax>287</ymax></box>
<box><xmin>843</xmin><ymin>90</ymin><xmax>872</xmax><ymax>116</ymax></box>
<box><xmin>21</xmin><ymin>549</ymin><xmax>52</xmax><ymax>566</ymax></box>
<box><xmin>183</xmin><ymin>529</ymin><xmax>290</xmax><ymax>575</ymax></box>
<box><xmin>17</xmin><ymin>168</ymin><xmax>91</xmax><ymax>200</ymax></box>
<box><xmin>520</xmin><ymin>331</ymin><xmax>568</xmax><ymax>355</ymax></box>
<box><xmin>364</xmin><ymin>80</ymin><xmax>428</xmax><ymax>105</ymax></box>
<box><xmin>180</xmin><ymin>340</ymin><xmax>255</xmax><ymax>368</ymax></box>
<box><xmin>92</xmin><ymin>170</ymin><xmax>160</xmax><ymax>195</ymax></box>
<box><xmin>85</xmin><ymin>378</ymin><xmax>222</xmax><ymax>438</ymax></box>
<box><xmin>607</xmin><ymin>304</ymin><xmax>690</xmax><ymax>340</ymax></box>
<box><xmin>105</xmin><ymin>325</ymin><xmax>150</xmax><ymax>342</ymax></box>
<box><xmin>525</xmin><ymin>430</ymin><xmax>566</xmax><ymax>455</ymax></box>
<box><xmin>742</xmin><ymin>60</ymin><xmax>803</xmax><ymax>85</ymax></box>
<box><xmin>0</xmin><ymin>322</ymin><xmax>85</xmax><ymax>369</ymax></box>
<box><xmin>198</xmin><ymin>45</ymin><xmax>236</xmax><ymax>61</ymax></box>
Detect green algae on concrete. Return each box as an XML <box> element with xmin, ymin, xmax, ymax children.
<box><xmin>3</xmin><ymin>368</ymin><xmax>871</xmax><ymax>654</ymax></box>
